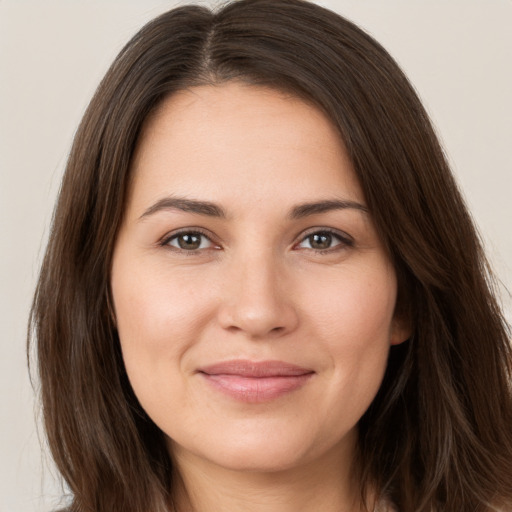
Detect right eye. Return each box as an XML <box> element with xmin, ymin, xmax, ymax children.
<box><xmin>164</xmin><ymin>231</ymin><xmax>215</xmax><ymax>251</ymax></box>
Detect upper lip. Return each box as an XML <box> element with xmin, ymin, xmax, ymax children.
<box><xmin>198</xmin><ymin>360</ymin><xmax>314</xmax><ymax>378</ymax></box>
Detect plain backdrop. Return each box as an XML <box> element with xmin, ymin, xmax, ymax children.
<box><xmin>1</xmin><ymin>1</ymin><xmax>511</xmax><ymax>511</ymax></box>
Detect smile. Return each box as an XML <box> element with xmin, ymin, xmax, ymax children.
<box><xmin>198</xmin><ymin>360</ymin><xmax>315</xmax><ymax>403</ymax></box>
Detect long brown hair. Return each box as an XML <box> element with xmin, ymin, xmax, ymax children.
<box><xmin>29</xmin><ymin>1</ymin><xmax>512</xmax><ymax>510</ymax></box>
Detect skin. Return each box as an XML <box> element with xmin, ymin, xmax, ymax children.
<box><xmin>111</xmin><ymin>82</ymin><xmax>409</xmax><ymax>512</ymax></box>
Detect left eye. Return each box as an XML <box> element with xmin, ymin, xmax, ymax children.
<box><xmin>297</xmin><ymin>231</ymin><xmax>349</xmax><ymax>251</ymax></box>
<box><xmin>166</xmin><ymin>232</ymin><xmax>214</xmax><ymax>251</ymax></box>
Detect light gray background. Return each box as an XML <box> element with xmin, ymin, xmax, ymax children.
<box><xmin>1</xmin><ymin>1</ymin><xmax>511</xmax><ymax>511</ymax></box>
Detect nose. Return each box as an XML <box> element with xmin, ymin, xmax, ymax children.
<box><xmin>216</xmin><ymin>253</ymin><xmax>299</xmax><ymax>339</ymax></box>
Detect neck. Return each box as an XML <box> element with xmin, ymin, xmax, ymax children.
<box><xmin>170</xmin><ymin>438</ymin><xmax>365</xmax><ymax>512</ymax></box>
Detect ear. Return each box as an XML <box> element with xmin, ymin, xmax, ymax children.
<box><xmin>390</xmin><ymin>314</ymin><xmax>412</xmax><ymax>346</ymax></box>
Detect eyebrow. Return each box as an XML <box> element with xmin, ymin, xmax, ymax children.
<box><xmin>289</xmin><ymin>199</ymin><xmax>368</xmax><ymax>219</ymax></box>
<box><xmin>139</xmin><ymin>196</ymin><xmax>368</xmax><ymax>221</ymax></box>
<box><xmin>139</xmin><ymin>197</ymin><xmax>226</xmax><ymax>220</ymax></box>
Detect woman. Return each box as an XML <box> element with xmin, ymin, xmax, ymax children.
<box><xmin>29</xmin><ymin>0</ymin><xmax>512</xmax><ymax>511</ymax></box>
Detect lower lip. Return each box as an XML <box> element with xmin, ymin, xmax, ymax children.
<box><xmin>200</xmin><ymin>373</ymin><xmax>313</xmax><ymax>403</ymax></box>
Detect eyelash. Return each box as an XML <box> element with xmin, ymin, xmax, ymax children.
<box><xmin>295</xmin><ymin>228</ymin><xmax>354</xmax><ymax>254</ymax></box>
<box><xmin>160</xmin><ymin>228</ymin><xmax>219</xmax><ymax>254</ymax></box>
<box><xmin>160</xmin><ymin>228</ymin><xmax>354</xmax><ymax>254</ymax></box>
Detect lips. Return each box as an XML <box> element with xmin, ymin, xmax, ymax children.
<box><xmin>198</xmin><ymin>360</ymin><xmax>314</xmax><ymax>403</ymax></box>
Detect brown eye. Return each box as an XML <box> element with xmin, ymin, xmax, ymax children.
<box><xmin>308</xmin><ymin>233</ymin><xmax>333</xmax><ymax>250</ymax></box>
<box><xmin>167</xmin><ymin>232</ymin><xmax>212</xmax><ymax>251</ymax></box>
<box><xmin>297</xmin><ymin>230</ymin><xmax>351</xmax><ymax>251</ymax></box>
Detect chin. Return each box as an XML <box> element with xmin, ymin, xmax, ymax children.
<box><xmin>208</xmin><ymin>446</ymin><xmax>306</xmax><ymax>474</ymax></box>
<box><xmin>168</xmin><ymin>421</ymin><xmax>356</xmax><ymax>476</ymax></box>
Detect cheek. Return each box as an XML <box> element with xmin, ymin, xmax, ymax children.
<box><xmin>113</xmin><ymin>259</ymin><xmax>210</xmax><ymax>347</ymax></box>
<box><xmin>110</xmin><ymin>256</ymin><xmax>216</xmax><ymax>408</ymax></box>
<box><xmin>305</xmin><ymin>262</ymin><xmax>397</xmax><ymax>408</ymax></box>
<box><xmin>310</xmin><ymin>261</ymin><xmax>397</xmax><ymax>347</ymax></box>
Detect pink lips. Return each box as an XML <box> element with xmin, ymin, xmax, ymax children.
<box><xmin>198</xmin><ymin>360</ymin><xmax>314</xmax><ymax>403</ymax></box>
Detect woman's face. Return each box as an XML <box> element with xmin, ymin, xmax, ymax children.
<box><xmin>111</xmin><ymin>82</ymin><xmax>408</xmax><ymax>475</ymax></box>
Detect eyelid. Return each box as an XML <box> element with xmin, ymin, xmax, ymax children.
<box><xmin>159</xmin><ymin>227</ymin><xmax>221</xmax><ymax>251</ymax></box>
<box><xmin>157</xmin><ymin>226</ymin><xmax>353</xmax><ymax>254</ymax></box>
<box><xmin>294</xmin><ymin>227</ymin><xmax>354</xmax><ymax>251</ymax></box>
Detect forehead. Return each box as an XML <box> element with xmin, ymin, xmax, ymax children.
<box><xmin>127</xmin><ymin>82</ymin><xmax>364</xmax><ymax>217</ymax></box>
